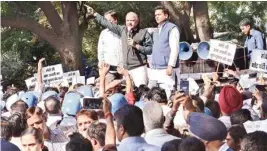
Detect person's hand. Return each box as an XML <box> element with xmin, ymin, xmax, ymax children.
<box><xmin>202</xmin><ymin>83</ymin><xmax>215</xmax><ymax>100</ymax></box>
<box><xmin>202</xmin><ymin>74</ymin><xmax>212</xmax><ymax>85</ymax></box>
<box><xmin>135</xmin><ymin>44</ymin><xmax>142</xmax><ymax>50</ymax></box>
<box><xmin>84</xmin><ymin>4</ymin><xmax>96</xmax><ymax>17</ymax></box>
<box><xmin>172</xmin><ymin>91</ymin><xmax>186</xmax><ymax>111</ymax></box>
<box><xmin>99</xmin><ymin>63</ymin><xmax>110</xmax><ymax>77</ymax></box>
<box><xmin>212</xmin><ymin>72</ymin><xmax>219</xmax><ymax>82</ymax></box>
<box><xmin>38</xmin><ymin>58</ymin><xmax>45</xmax><ymax>69</ymax></box>
<box><xmin>166</xmin><ymin>66</ymin><xmax>173</xmax><ymax>76</ymax></box>
<box><xmin>98</xmin><ymin>62</ymin><xmax>104</xmax><ymax>69</ymax></box>
<box><xmin>224</xmin><ymin>69</ymin><xmax>236</xmax><ymax>76</ymax></box>
<box><xmin>102</xmin><ymin>97</ymin><xmax>112</xmax><ymax>115</ymax></box>
<box><xmin>253</xmin><ymin>89</ymin><xmax>263</xmax><ymax>103</ymax></box>
<box><xmin>127</xmin><ymin>38</ymin><xmax>136</xmax><ymax>47</ymax></box>
<box><xmin>117</xmin><ymin>66</ymin><xmax>129</xmax><ymax>76</ymax></box>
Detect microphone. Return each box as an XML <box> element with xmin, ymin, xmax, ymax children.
<box><xmin>127</xmin><ymin>27</ymin><xmax>132</xmax><ymax>38</ymax></box>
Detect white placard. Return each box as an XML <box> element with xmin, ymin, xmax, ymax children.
<box><xmin>249</xmin><ymin>49</ymin><xmax>267</xmax><ymax>72</ymax></box>
<box><xmin>208</xmin><ymin>39</ymin><xmax>237</xmax><ymax>65</ymax></box>
<box><xmin>25</xmin><ymin>77</ymin><xmax>37</xmax><ymax>89</ymax></box>
<box><xmin>243</xmin><ymin>120</ymin><xmax>267</xmax><ymax>133</ymax></box>
<box><xmin>63</xmin><ymin>70</ymin><xmax>80</xmax><ymax>83</ymax></box>
<box><xmin>42</xmin><ymin>64</ymin><xmax>64</xmax><ymax>86</ymax></box>
<box><xmin>86</xmin><ymin>77</ymin><xmax>95</xmax><ymax>85</ymax></box>
<box><xmin>72</xmin><ymin>76</ymin><xmax>85</xmax><ymax>85</ymax></box>
<box><xmin>187</xmin><ymin>77</ymin><xmax>199</xmax><ymax>95</ymax></box>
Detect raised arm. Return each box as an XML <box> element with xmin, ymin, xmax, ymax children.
<box><xmin>99</xmin><ymin>63</ymin><xmax>110</xmax><ymax>97</ymax></box>
<box><xmin>85</xmin><ymin>4</ymin><xmax>123</xmax><ymax>37</ymax></box>
<box><xmin>36</xmin><ymin>58</ymin><xmax>45</xmax><ymax>92</ymax></box>
<box><xmin>102</xmin><ymin>97</ymin><xmax>116</xmax><ymax>145</ymax></box>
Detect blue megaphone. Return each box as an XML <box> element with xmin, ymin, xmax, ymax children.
<box><xmin>179</xmin><ymin>42</ymin><xmax>193</xmax><ymax>61</ymax></box>
<box><xmin>197</xmin><ymin>41</ymin><xmax>210</xmax><ymax>60</ymax></box>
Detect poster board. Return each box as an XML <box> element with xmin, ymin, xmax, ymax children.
<box><xmin>208</xmin><ymin>39</ymin><xmax>237</xmax><ymax>66</ymax></box>
<box><xmin>42</xmin><ymin>64</ymin><xmax>64</xmax><ymax>86</ymax></box>
<box><xmin>63</xmin><ymin>70</ymin><xmax>80</xmax><ymax>83</ymax></box>
<box><xmin>249</xmin><ymin>49</ymin><xmax>267</xmax><ymax>72</ymax></box>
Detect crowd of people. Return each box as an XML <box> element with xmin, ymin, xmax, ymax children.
<box><xmin>1</xmin><ymin>5</ymin><xmax>267</xmax><ymax>151</ymax></box>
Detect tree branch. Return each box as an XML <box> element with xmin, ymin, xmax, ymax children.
<box><xmin>38</xmin><ymin>1</ymin><xmax>63</xmax><ymax>35</ymax></box>
<box><xmin>1</xmin><ymin>16</ymin><xmax>61</xmax><ymax>49</ymax></box>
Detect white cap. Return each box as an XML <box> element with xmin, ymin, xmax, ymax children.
<box><xmin>6</xmin><ymin>94</ymin><xmax>20</xmax><ymax>111</ymax></box>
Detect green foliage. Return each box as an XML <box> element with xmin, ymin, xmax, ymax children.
<box><xmin>209</xmin><ymin>1</ymin><xmax>267</xmax><ymax>32</ymax></box>
<box><xmin>1</xmin><ymin>28</ymin><xmax>60</xmax><ymax>89</ymax></box>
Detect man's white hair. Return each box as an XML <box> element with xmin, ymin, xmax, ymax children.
<box><xmin>142</xmin><ymin>101</ymin><xmax>164</xmax><ymax>132</ymax></box>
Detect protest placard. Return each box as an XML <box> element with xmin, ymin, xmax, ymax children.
<box><xmin>208</xmin><ymin>39</ymin><xmax>237</xmax><ymax>66</ymax></box>
<box><xmin>187</xmin><ymin>77</ymin><xmax>199</xmax><ymax>95</ymax></box>
<box><xmin>25</xmin><ymin>77</ymin><xmax>37</xmax><ymax>89</ymax></box>
<box><xmin>249</xmin><ymin>49</ymin><xmax>267</xmax><ymax>72</ymax></box>
<box><xmin>63</xmin><ymin>70</ymin><xmax>80</xmax><ymax>83</ymax></box>
<box><xmin>86</xmin><ymin>77</ymin><xmax>95</xmax><ymax>85</ymax></box>
<box><xmin>42</xmin><ymin>64</ymin><xmax>64</xmax><ymax>86</ymax></box>
<box><xmin>72</xmin><ymin>76</ymin><xmax>85</xmax><ymax>85</ymax></box>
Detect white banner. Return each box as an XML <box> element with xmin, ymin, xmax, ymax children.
<box><xmin>25</xmin><ymin>77</ymin><xmax>37</xmax><ymax>89</ymax></box>
<box><xmin>208</xmin><ymin>39</ymin><xmax>237</xmax><ymax>65</ymax></box>
<box><xmin>249</xmin><ymin>49</ymin><xmax>267</xmax><ymax>72</ymax></box>
<box><xmin>42</xmin><ymin>64</ymin><xmax>64</xmax><ymax>86</ymax></box>
<box><xmin>63</xmin><ymin>70</ymin><xmax>80</xmax><ymax>83</ymax></box>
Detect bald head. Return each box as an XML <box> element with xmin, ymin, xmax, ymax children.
<box><xmin>125</xmin><ymin>12</ymin><xmax>139</xmax><ymax>30</ymax></box>
<box><xmin>142</xmin><ymin>101</ymin><xmax>164</xmax><ymax>132</ymax></box>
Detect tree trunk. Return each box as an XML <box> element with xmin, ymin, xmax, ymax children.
<box><xmin>56</xmin><ymin>38</ymin><xmax>84</xmax><ymax>75</ymax></box>
<box><xmin>1</xmin><ymin>2</ymin><xmax>86</xmax><ymax>75</ymax></box>
<box><xmin>193</xmin><ymin>1</ymin><xmax>213</xmax><ymax>42</ymax></box>
<box><xmin>161</xmin><ymin>1</ymin><xmax>195</xmax><ymax>43</ymax></box>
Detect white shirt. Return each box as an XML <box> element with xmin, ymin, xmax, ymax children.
<box><xmin>45</xmin><ymin>128</ymin><xmax>69</xmax><ymax>151</ymax></box>
<box><xmin>159</xmin><ymin>24</ymin><xmax>180</xmax><ymax>67</ymax></box>
<box><xmin>98</xmin><ymin>29</ymin><xmax>123</xmax><ymax>66</ymax></box>
<box><xmin>218</xmin><ymin>116</ymin><xmax>231</xmax><ymax>130</ymax></box>
<box><xmin>161</xmin><ymin>105</ymin><xmax>171</xmax><ymax>116</ymax></box>
<box><xmin>10</xmin><ymin>137</ymin><xmax>23</xmax><ymax>150</ymax></box>
<box><xmin>218</xmin><ymin>143</ymin><xmax>233</xmax><ymax>151</ymax></box>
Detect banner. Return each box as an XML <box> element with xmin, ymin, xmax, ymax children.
<box><xmin>63</xmin><ymin>70</ymin><xmax>80</xmax><ymax>83</ymax></box>
<box><xmin>249</xmin><ymin>49</ymin><xmax>267</xmax><ymax>72</ymax></box>
<box><xmin>25</xmin><ymin>77</ymin><xmax>37</xmax><ymax>89</ymax></box>
<box><xmin>42</xmin><ymin>64</ymin><xmax>64</xmax><ymax>86</ymax></box>
<box><xmin>208</xmin><ymin>39</ymin><xmax>237</xmax><ymax>65</ymax></box>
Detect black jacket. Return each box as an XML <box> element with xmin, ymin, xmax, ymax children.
<box><xmin>95</xmin><ymin>13</ymin><xmax>153</xmax><ymax>70</ymax></box>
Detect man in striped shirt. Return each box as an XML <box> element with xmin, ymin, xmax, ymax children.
<box><xmin>26</xmin><ymin>107</ymin><xmax>69</xmax><ymax>151</ymax></box>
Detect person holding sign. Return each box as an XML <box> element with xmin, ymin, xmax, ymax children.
<box><xmin>239</xmin><ymin>18</ymin><xmax>266</xmax><ymax>58</ymax></box>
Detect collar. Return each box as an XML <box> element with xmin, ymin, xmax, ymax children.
<box><xmin>145</xmin><ymin>128</ymin><xmax>168</xmax><ymax>136</ymax></box>
<box><xmin>250</xmin><ymin>29</ymin><xmax>254</xmax><ymax>36</ymax></box>
<box><xmin>218</xmin><ymin>143</ymin><xmax>231</xmax><ymax>151</ymax></box>
<box><xmin>120</xmin><ymin>136</ymin><xmax>146</xmax><ymax>144</ymax></box>
<box><xmin>158</xmin><ymin>20</ymin><xmax>169</xmax><ymax>28</ymax></box>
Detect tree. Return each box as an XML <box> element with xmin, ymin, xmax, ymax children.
<box><xmin>1</xmin><ymin>1</ymin><xmax>90</xmax><ymax>74</ymax></box>
<box><xmin>161</xmin><ymin>1</ymin><xmax>195</xmax><ymax>43</ymax></box>
<box><xmin>193</xmin><ymin>1</ymin><xmax>213</xmax><ymax>41</ymax></box>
